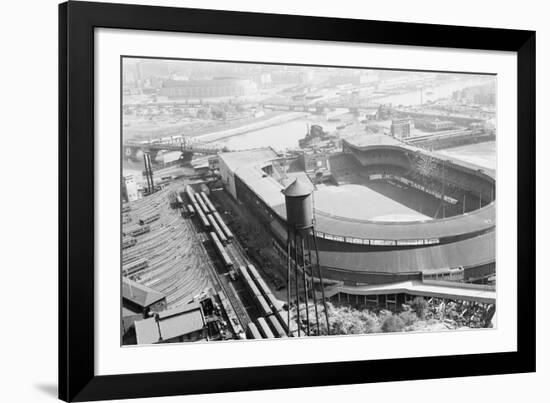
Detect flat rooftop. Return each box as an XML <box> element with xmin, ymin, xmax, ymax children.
<box><xmin>219</xmin><ymin>148</ymin><xmax>278</xmax><ymax>173</ymax></box>
<box><xmin>134</xmin><ymin>301</ymin><xmax>205</xmax><ymax>345</ymax></box>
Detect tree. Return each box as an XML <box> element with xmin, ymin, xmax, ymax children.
<box><xmin>381</xmin><ymin>315</ymin><xmax>405</xmax><ymax>333</ymax></box>
<box><xmin>410</xmin><ymin>297</ymin><xmax>428</xmax><ymax>319</ymax></box>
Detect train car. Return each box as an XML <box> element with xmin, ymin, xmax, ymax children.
<box><xmin>237</xmin><ymin>266</ymin><xmax>272</xmax><ymax>317</ymax></box>
<box><xmin>194</xmin><ymin>202</ymin><xmax>210</xmax><ymax>229</ymax></box>
<box><xmin>195</xmin><ymin>193</ymin><xmax>210</xmax><ymax>214</ymax></box>
<box><xmin>207</xmin><ymin>214</ymin><xmax>228</xmax><ymax>245</ymax></box>
<box><xmin>210</xmin><ymin>232</ymin><xmax>233</xmax><ymax>269</ymax></box>
<box><xmin>213</xmin><ymin>211</ymin><xmax>234</xmax><ymax>242</ymax></box>
<box><xmin>274</xmin><ymin>308</ymin><xmax>290</xmax><ymax>334</ymax></box>
<box><xmin>246</xmin><ymin>264</ymin><xmax>280</xmax><ymax>312</ymax></box>
<box><xmin>139</xmin><ymin>213</ymin><xmax>160</xmax><ymax>225</ymax></box>
<box><xmin>122</xmin><ymin>237</ymin><xmax>137</xmax><ymax>250</ymax></box>
<box><xmin>256</xmin><ymin>317</ymin><xmax>275</xmax><ymax>339</ymax></box>
<box><xmin>124</xmin><ymin>225</ymin><xmax>150</xmax><ymax>237</ymax></box>
<box><xmin>176</xmin><ymin>194</ymin><xmax>184</xmax><ymax>208</ymax></box>
<box><xmin>246</xmin><ymin>323</ymin><xmax>262</xmax><ymax>339</ymax></box>
<box><xmin>185</xmin><ymin>185</ymin><xmax>197</xmax><ymax>203</ymax></box>
<box><xmin>266</xmin><ymin>314</ymin><xmax>288</xmax><ymax>338</ymax></box>
<box><xmin>122</xmin><ymin>258</ymin><xmax>149</xmax><ymax>276</ymax></box>
<box><xmin>200</xmin><ymin>192</ymin><xmax>216</xmax><ymax>213</ymax></box>
<box><xmin>186</xmin><ymin>204</ymin><xmax>196</xmax><ymax>217</ymax></box>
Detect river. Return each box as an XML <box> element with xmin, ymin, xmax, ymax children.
<box><xmin>373</xmin><ymin>77</ymin><xmax>492</xmax><ymax>107</ymax></box>
<box><xmin>215</xmin><ymin>117</ymin><xmax>345</xmax><ymax>151</ymax></box>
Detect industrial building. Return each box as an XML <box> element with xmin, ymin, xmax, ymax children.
<box><xmin>134</xmin><ymin>302</ymin><xmax>208</xmax><ymax>344</ymax></box>
<box><xmin>122</xmin><ymin>175</ymin><xmax>141</xmax><ymax>202</ymax></box>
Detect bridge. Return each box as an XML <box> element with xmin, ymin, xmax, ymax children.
<box><xmin>123</xmin><ymin>137</ymin><xmax>227</xmax><ymax>162</ymax></box>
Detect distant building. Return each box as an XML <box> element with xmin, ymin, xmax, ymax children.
<box><xmin>328</xmin><ymin>73</ymin><xmax>378</xmax><ymax>87</ymax></box>
<box><xmin>134</xmin><ymin>302</ymin><xmax>208</xmax><ymax>344</ymax></box>
<box><xmin>122</xmin><ymin>175</ymin><xmax>140</xmax><ymax>202</ymax></box>
<box><xmin>415</xmin><ymin>119</ymin><xmax>455</xmax><ymax>132</ymax></box>
<box><xmin>159</xmin><ymin>77</ymin><xmax>257</xmax><ymax>98</ymax></box>
<box><xmin>391</xmin><ymin>118</ymin><xmax>413</xmax><ymax>138</ymax></box>
<box><xmin>453</xmin><ymin>82</ymin><xmax>496</xmax><ymax>106</ymax></box>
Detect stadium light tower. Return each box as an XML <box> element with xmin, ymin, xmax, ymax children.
<box><xmin>283</xmin><ymin>178</ymin><xmax>330</xmax><ymax>337</ymax></box>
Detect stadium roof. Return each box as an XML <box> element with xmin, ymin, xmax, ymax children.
<box><xmin>135</xmin><ymin>302</ymin><xmax>205</xmax><ymax>345</ymax></box>
<box><xmin>122</xmin><ymin>277</ymin><xmax>166</xmax><ymax>308</ymax></box>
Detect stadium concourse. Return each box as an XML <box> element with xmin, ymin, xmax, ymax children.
<box><xmin>218</xmin><ymin>132</ymin><xmax>496</xmax><ymax>287</ymax></box>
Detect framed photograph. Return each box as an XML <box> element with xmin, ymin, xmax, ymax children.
<box><xmin>59</xmin><ymin>1</ymin><xmax>535</xmax><ymax>401</ymax></box>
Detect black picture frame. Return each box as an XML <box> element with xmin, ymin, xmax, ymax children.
<box><xmin>59</xmin><ymin>1</ymin><xmax>536</xmax><ymax>401</ymax></box>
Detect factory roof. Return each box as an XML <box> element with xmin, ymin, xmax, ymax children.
<box><xmin>122</xmin><ymin>277</ymin><xmax>166</xmax><ymax>308</ymax></box>
<box><xmin>134</xmin><ymin>302</ymin><xmax>205</xmax><ymax>345</ymax></box>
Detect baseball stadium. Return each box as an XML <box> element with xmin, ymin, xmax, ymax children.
<box><xmin>218</xmin><ymin>132</ymin><xmax>496</xmax><ymax>286</ymax></box>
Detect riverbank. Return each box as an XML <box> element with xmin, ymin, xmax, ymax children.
<box><xmin>196</xmin><ymin>111</ymin><xmax>308</xmax><ymax>143</ymax></box>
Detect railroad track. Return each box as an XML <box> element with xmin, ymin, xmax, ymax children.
<box><xmin>184</xmin><ymin>216</ymin><xmax>252</xmax><ymax>329</ymax></box>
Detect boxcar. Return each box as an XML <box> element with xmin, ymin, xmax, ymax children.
<box><xmin>139</xmin><ymin>213</ymin><xmax>160</xmax><ymax>225</ymax></box>
<box><xmin>194</xmin><ymin>202</ymin><xmax>210</xmax><ymax>229</ymax></box>
<box><xmin>200</xmin><ymin>192</ymin><xmax>216</xmax><ymax>212</ymax></box>
<box><xmin>124</xmin><ymin>225</ymin><xmax>150</xmax><ymax>237</ymax></box>
<box><xmin>256</xmin><ymin>317</ymin><xmax>275</xmax><ymax>339</ymax></box>
<box><xmin>266</xmin><ymin>314</ymin><xmax>287</xmax><ymax>338</ymax></box>
<box><xmin>246</xmin><ymin>323</ymin><xmax>262</xmax><ymax>339</ymax></box>
<box><xmin>186</xmin><ymin>204</ymin><xmax>196</xmax><ymax>217</ymax></box>
<box><xmin>195</xmin><ymin>193</ymin><xmax>210</xmax><ymax>214</ymax></box>
<box><xmin>122</xmin><ymin>258</ymin><xmax>149</xmax><ymax>276</ymax></box>
<box><xmin>237</xmin><ymin>266</ymin><xmax>272</xmax><ymax>317</ymax></box>
<box><xmin>213</xmin><ymin>211</ymin><xmax>234</xmax><ymax>242</ymax></box>
<box><xmin>207</xmin><ymin>214</ymin><xmax>227</xmax><ymax>245</ymax></box>
<box><xmin>210</xmin><ymin>232</ymin><xmax>233</xmax><ymax>269</ymax></box>
<box><xmin>122</xmin><ymin>237</ymin><xmax>137</xmax><ymax>250</ymax></box>
<box><xmin>247</xmin><ymin>264</ymin><xmax>280</xmax><ymax>312</ymax></box>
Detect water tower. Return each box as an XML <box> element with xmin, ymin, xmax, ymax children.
<box><xmin>283</xmin><ymin>178</ymin><xmax>330</xmax><ymax>336</ymax></box>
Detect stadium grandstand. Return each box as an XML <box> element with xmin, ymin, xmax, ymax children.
<box><xmin>218</xmin><ymin>132</ymin><xmax>495</xmax><ymax>286</ymax></box>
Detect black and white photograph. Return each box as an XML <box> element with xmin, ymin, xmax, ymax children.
<box><xmin>1</xmin><ymin>0</ymin><xmax>544</xmax><ymax>402</ymax></box>
<box><xmin>120</xmin><ymin>58</ymin><xmax>497</xmax><ymax>345</ymax></box>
